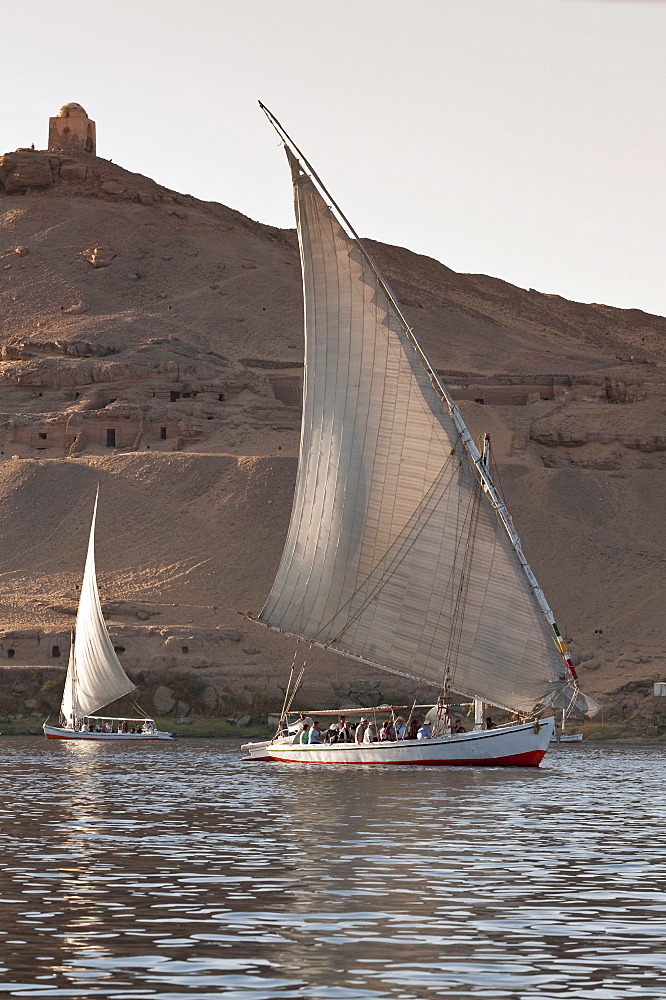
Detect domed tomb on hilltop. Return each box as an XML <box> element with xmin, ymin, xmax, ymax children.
<box><xmin>48</xmin><ymin>102</ymin><xmax>96</xmax><ymax>154</ymax></box>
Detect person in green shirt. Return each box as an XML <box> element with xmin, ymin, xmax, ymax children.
<box><xmin>299</xmin><ymin>723</ymin><xmax>310</xmax><ymax>745</ymax></box>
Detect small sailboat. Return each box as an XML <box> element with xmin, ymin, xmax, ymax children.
<box><xmin>242</xmin><ymin>105</ymin><xmax>600</xmax><ymax>767</ymax></box>
<box><xmin>550</xmin><ymin>707</ymin><xmax>584</xmax><ymax>743</ymax></box>
<box><xmin>44</xmin><ymin>489</ymin><xmax>172</xmax><ymax>741</ymax></box>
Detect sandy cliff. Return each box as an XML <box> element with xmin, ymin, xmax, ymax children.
<box><xmin>0</xmin><ymin>147</ymin><xmax>664</xmax><ymax>727</ymax></box>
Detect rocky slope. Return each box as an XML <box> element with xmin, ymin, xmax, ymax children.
<box><xmin>0</xmin><ymin>147</ymin><xmax>664</xmax><ymax>728</ymax></box>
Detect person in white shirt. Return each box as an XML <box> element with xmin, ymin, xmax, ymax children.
<box><xmin>355</xmin><ymin>718</ymin><xmax>368</xmax><ymax>743</ymax></box>
<box><xmin>379</xmin><ymin>720</ymin><xmax>395</xmax><ymax>741</ymax></box>
<box><xmin>394</xmin><ymin>716</ymin><xmax>407</xmax><ymax>739</ymax></box>
<box><xmin>363</xmin><ymin>722</ymin><xmax>378</xmax><ymax>743</ymax></box>
<box><xmin>417</xmin><ymin>722</ymin><xmax>432</xmax><ymax>739</ymax></box>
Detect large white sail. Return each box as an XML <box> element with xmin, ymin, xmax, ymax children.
<box><xmin>68</xmin><ymin>491</ymin><xmax>135</xmax><ymax>718</ymax></box>
<box><xmin>60</xmin><ymin>638</ymin><xmax>75</xmax><ymax>724</ymax></box>
<box><xmin>258</xmin><ymin>138</ymin><xmax>578</xmax><ymax>716</ymax></box>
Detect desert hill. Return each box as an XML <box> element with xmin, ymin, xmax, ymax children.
<box><xmin>0</xmin><ymin>142</ymin><xmax>664</xmax><ymax>727</ymax></box>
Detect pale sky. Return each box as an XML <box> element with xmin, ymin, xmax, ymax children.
<box><xmin>2</xmin><ymin>0</ymin><xmax>665</xmax><ymax>317</ymax></box>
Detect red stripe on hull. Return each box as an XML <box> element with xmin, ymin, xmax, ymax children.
<box><xmin>44</xmin><ymin>733</ymin><xmax>164</xmax><ymax>741</ymax></box>
<box><xmin>265</xmin><ymin>748</ymin><xmax>546</xmax><ymax>767</ymax></box>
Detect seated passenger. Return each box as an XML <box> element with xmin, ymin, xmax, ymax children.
<box><xmin>407</xmin><ymin>718</ymin><xmax>420</xmax><ymax>740</ymax></box>
<box><xmin>324</xmin><ymin>723</ymin><xmax>340</xmax><ymax>744</ymax></box>
<box><xmin>379</xmin><ymin>720</ymin><xmax>395</xmax><ymax>741</ymax></box>
<box><xmin>417</xmin><ymin>721</ymin><xmax>432</xmax><ymax>739</ymax></box>
<box><xmin>299</xmin><ymin>722</ymin><xmax>310</xmax><ymax>744</ymax></box>
<box><xmin>452</xmin><ymin>719</ymin><xmax>466</xmax><ymax>734</ymax></box>
<box><xmin>363</xmin><ymin>722</ymin><xmax>378</xmax><ymax>743</ymax></box>
<box><xmin>355</xmin><ymin>718</ymin><xmax>368</xmax><ymax>744</ymax></box>
<box><xmin>485</xmin><ymin>717</ymin><xmax>496</xmax><ymax>730</ymax></box>
<box><xmin>339</xmin><ymin>722</ymin><xmax>354</xmax><ymax>743</ymax></box>
<box><xmin>394</xmin><ymin>716</ymin><xmax>407</xmax><ymax>739</ymax></box>
<box><xmin>308</xmin><ymin>721</ymin><xmax>323</xmax><ymax>743</ymax></box>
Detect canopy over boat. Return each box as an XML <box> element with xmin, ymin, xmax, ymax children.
<box><xmin>255</xmin><ymin>105</ymin><xmax>600</xmax><ymax>721</ymax></box>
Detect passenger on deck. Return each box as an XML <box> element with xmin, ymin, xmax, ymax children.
<box><xmin>485</xmin><ymin>717</ymin><xmax>496</xmax><ymax>730</ymax></box>
<box><xmin>417</xmin><ymin>721</ymin><xmax>432</xmax><ymax>739</ymax></box>
<box><xmin>309</xmin><ymin>721</ymin><xmax>323</xmax><ymax>743</ymax></box>
<box><xmin>339</xmin><ymin>722</ymin><xmax>354</xmax><ymax>742</ymax></box>
<box><xmin>363</xmin><ymin>722</ymin><xmax>378</xmax><ymax>743</ymax></box>
<box><xmin>299</xmin><ymin>723</ymin><xmax>310</xmax><ymax>744</ymax></box>
<box><xmin>294</xmin><ymin>713</ymin><xmax>314</xmax><ymax>733</ymax></box>
<box><xmin>407</xmin><ymin>719</ymin><xmax>420</xmax><ymax>740</ymax></box>
<box><xmin>452</xmin><ymin>720</ymin><xmax>466</xmax><ymax>734</ymax></box>
<box><xmin>394</xmin><ymin>716</ymin><xmax>407</xmax><ymax>739</ymax></box>
<box><xmin>324</xmin><ymin>723</ymin><xmax>340</xmax><ymax>744</ymax></box>
<box><xmin>379</xmin><ymin>720</ymin><xmax>395</xmax><ymax>741</ymax></box>
<box><xmin>355</xmin><ymin>718</ymin><xmax>368</xmax><ymax>743</ymax></box>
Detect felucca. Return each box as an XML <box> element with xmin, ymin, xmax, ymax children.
<box><xmin>242</xmin><ymin>105</ymin><xmax>600</xmax><ymax>766</ymax></box>
<box><xmin>43</xmin><ymin>489</ymin><xmax>172</xmax><ymax>741</ymax></box>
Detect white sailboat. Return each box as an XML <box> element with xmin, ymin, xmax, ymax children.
<box><xmin>550</xmin><ymin>707</ymin><xmax>584</xmax><ymax>743</ymax></box>
<box><xmin>44</xmin><ymin>490</ymin><xmax>172</xmax><ymax>741</ymax></box>
<box><xmin>243</xmin><ymin>105</ymin><xmax>600</xmax><ymax>767</ymax></box>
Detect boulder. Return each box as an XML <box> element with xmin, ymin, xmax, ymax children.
<box><xmin>83</xmin><ymin>245</ymin><xmax>115</xmax><ymax>268</ymax></box>
<box><xmin>236</xmin><ymin>714</ymin><xmax>252</xmax><ymax>727</ymax></box>
<box><xmin>60</xmin><ymin>160</ymin><xmax>88</xmax><ymax>182</ymax></box>
<box><xmin>152</xmin><ymin>685</ymin><xmax>176</xmax><ymax>713</ymax></box>
<box><xmin>0</xmin><ymin>152</ymin><xmax>53</xmax><ymax>192</ymax></box>
<box><xmin>100</xmin><ymin>180</ymin><xmax>126</xmax><ymax>196</ymax></box>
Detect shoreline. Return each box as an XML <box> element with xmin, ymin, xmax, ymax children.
<box><xmin>1</xmin><ymin>717</ymin><xmax>665</xmax><ymax>743</ymax></box>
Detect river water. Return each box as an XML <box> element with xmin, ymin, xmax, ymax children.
<box><xmin>0</xmin><ymin>737</ymin><xmax>664</xmax><ymax>1000</ymax></box>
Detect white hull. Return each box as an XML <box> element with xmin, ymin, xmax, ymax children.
<box><xmin>550</xmin><ymin>732</ymin><xmax>583</xmax><ymax>743</ymax></box>
<box><xmin>44</xmin><ymin>724</ymin><xmax>173</xmax><ymax>741</ymax></box>
<box><xmin>244</xmin><ymin>718</ymin><xmax>555</xmax><ymax>767</ymax></box>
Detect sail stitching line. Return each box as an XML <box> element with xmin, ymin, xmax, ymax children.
<box><xmin>443</xmin><ymin>477</ymin><xmax>484</xmax><ymax>689</ymax></box>
<box><xmin>315</xmin><ymin>453</ymin><xmax>461</xmax><ymax>645</ymax></box>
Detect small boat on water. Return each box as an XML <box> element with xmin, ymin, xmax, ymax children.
<box><xmin>550</xmin><ymin>708</ymin><xmax>584</xmax><ymax>743</ymax></box>
<box><xmin>44</xmin><ymin>489</ymin><xmax>172</xmax><ymax>742</ymax></box>
<box><xmin>242</xmin><ymin>105</ymin><xmax>600</xmax><ymax>767</ymax></box>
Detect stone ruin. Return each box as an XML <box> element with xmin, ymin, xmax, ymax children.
<box><xmin>48</xmin><ymin>102</ymin><xmax>96</xmax><ymax>155</ymax></box>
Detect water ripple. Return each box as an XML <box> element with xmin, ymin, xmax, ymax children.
<box><xmin>0</xmin><ymin>738</ymin><xmax>664</xmax><ymax>998</ymax></box>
